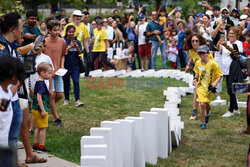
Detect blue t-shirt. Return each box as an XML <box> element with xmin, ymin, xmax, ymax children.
<box><xmin>32</xmin><ymin>80</ymin><xmax>50</xmax><ymax>112</ymax></box>
<box><xmin>177</xmin><ymin>30</ymin><xmax>185</xmax><ymax>50</ymax></box>
<box><xmin>64</xmin><ymin>38</ymin><xmax>82</xmax><ymax>72</ymax></box>
<box><xmin>23</xmin><ymin>24</ymin><xmax>41</xmax><ymax>46</ymax></box>
<box><xmin>146</xmin><ymin>21</ymin><xmax>164</xmax><ymax>41</ymax></box>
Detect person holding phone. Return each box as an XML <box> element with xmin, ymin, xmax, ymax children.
<box><xmin>185</xmin><ymin>15</ymin><xmax>199</xmax><ymax>36</ymax></box>
<box><xmin>217</xmin><ymin>27</ymin><xmax>243</xmax><ymax>117</ymax></box>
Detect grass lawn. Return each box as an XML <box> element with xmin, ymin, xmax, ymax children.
<box><xmin>32</xmin><ymin>56</ymin><xmax>250</xmax><ymax>166</ymax></box>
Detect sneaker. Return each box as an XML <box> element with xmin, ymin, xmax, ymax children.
<box><xmin>63</xmin><ymin>100</ymin><xmax>69</xmax><ymax>106</ymax></box>
<box><xmin>233</xmin><ymin>110</ymin><xmax>240</xmax><ymax>115</ymax></box>
<box><xmin>54</xmin><ymin>118</ymin><xmax>63</xmax><ymax>127</ymax></box>
<box><xmin>205</xmin><ymin>113</ymin><xmax>211</xmax><ymax>124</ymax></box>
<box><xmin>17</xmin><ymin>141</ymin><xmax>24</xmax><ymax>149</ymax></box>
<box><xmin>37</xmin><ymin>147</ymin><xmax>51</xmax><ymax>153</ymax></box>
<box><xmin>222</xmin><ymin>111</ymin><xmax>235</xmax><ymax>117</ymax></box>
<box><xmin>215</xmin><ymin>96</ymin><xmax>221</xmax><ymax>101</ymax></box>
<box><xmin>32</xmin><ymin>146</ymin><xmax>39</xmax><ymax>152</ymax></box>
<box><xmin>200</xmin><ymin>122</ymin><xmax>206</xmax><ymax>130</ymax></box>
<box><xmin>29</xmin><ymin>129</ymin><xmax>34</xmax><ymax>136</ymax></box>
<box><xmin>189</xmin><ymin>114</ymin><xmax>197</xmax><ymax>120</ymax></box>
<box><xmin>75</xmin><ymin>100</ymin><xmax>84</xmax><ymax>107</ymax></box>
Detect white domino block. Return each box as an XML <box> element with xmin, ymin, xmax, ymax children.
<box><xmin>81</xmin><ymin>136</ymin><xmax>105</xmax><ymax>156</ymax></box>
<box><xmin>237</xmin><ymin>101</ymin><xmax>247</xmax><ymax>108</ymax></box>
<box><xmin>210</xmin><ymin>100</ymin><xmax>227</xmax><ymax>106</ymax></box>
<box><xmin>94</xmin><ymin>69</ymin><xmax>115</xmax><ymax>77</ymax></box>
<box><xmin>139</xmin><ymin>112</ymin><xmax>158</xmax><ymax>165</ymax></box>
<box><xmin>125</xmin><ymin>117</ymin><xmax>145</xmax><ymax>167</ymax></box>
<box><xmin>115</xmin><ymin>119</ymin><xmax>135</xmax><ymax>167</ymax></box>
<box><xmin>168</xmin><ymin>113</ymin><xmax>172</xmax><ymax>154</ymax></box>
<box><xmin>104</xmin><ymin>70</ymin><xmax>126</xmax><ymax>77</ymax></box>
<box><xmin>82</xmin><ymin>144</ymin><xmax>108</xmax><ymax>156</ymax></box>
<box><xmin>90</xmin><ymin>127</ymin><xmax>113</xmax><ymax>167</ymax></box>
<box><xmin>164</xmin><ymin>101</ymin><xmax>178</xmax><ymax>109</ymax></box>
<box><xmin>81</xmin><ymin>155</ymin><xmax>107</xmax><ymax>167</ymax></box>
<box><xmin>171</xmin><ymin>126</ymin><xmax>179</xmax><ymax>147</ymax></box>
<box><xmin>89</xmin><ymin>69</ymin><xmax>103</xmax><ymax>77</ymax></box>
<box><xmin>143</xmin><ymin>69</ymin><xmax>156</xmax><ymax>77</ymax></box>
<box><xmin>101</xmin><ymin>121</ymin><xmax>123</xmax><ymax>167</ymax></box>
<box><xmin>153</xmin><ymin>69</ymin><xmax>168</xmax><ymax>77</ymax></box>
<box><xmin>150</xmin><ymin>108</ymin><xmax>169</xmax><ymax>158</ymax></box>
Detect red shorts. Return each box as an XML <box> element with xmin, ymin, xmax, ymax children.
<box><xmin>139</xmin><ymin>43</ymin><xmax>152</xmax><ymax>57</ymax></box>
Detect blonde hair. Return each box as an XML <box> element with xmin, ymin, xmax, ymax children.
<box><xmin>37</xmin><ymin>62</ymin><xmax>52</xmax><ymax>75</ymax></box>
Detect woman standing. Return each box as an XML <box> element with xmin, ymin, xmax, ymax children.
<box><xmin>63</xmin><ymin>25</ymin><xmax>84</xmax><ymax>107</ymax></box>
<box><xmin>217</xmin><ymin>27</ymin><xmax>243</xmax><ymax>117</ymax></box>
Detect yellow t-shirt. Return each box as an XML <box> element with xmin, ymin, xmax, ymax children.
<box><xmin>159</xmin><ymin>16</ymin><xmax>166</xmax><ymax>26</ymax></box>
<box><xmin>63</xmin><ymin>23</ymin><xmax>90</xmax><ymax>50</ymax></box>
<box><xmin>92</xmin><ymin>28</ymin><xmax>107</xmax><ymax>52</ymax></box>
<box><xmin>189</xmin><ymin>49</ymin><xmax>214</xmax><ymax>64</ymax></box>
<box><xmin>193</xmin><ymin>59</ymin><xmax>223</xmax><ymax>103</ymax></box>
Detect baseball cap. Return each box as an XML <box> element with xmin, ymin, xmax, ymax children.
<box><xmin>97</xmin><ymin>19</ymin><xmax>104</xmax><ymax>25</ymax></box>
<box><xmin>197</xmin><ymin>13</ymin><xmax>203</xmax><ymax>17</ymax></box>
<box><xmin>232</xmin><ymin>8</ymin><xmax>240</xmax><ymax>13</ymax></box>
<box><xmin>138</xmin><ymin>13</ymin><xmax>145</xmax><ymax>19</ymax></box>
<box><xmin>197</xmin><ymin>45</ymin><xmax>209</xmax><ymax>53</ymax></box>
<box><xmin>240</xmin><ymin>14</ymin><xmax>248</xmax><ymax>20</ymax></box>
<box><xmin>221</xmin><ymin>7</ymin><xmax>229</xmax><ymax>13</ymax></box>
<box><xmin>72</xmin><ymin>10</ymin><xmax>83</xmax><ymax>16</ymax></box>
<box><xmin>205</xmin><ymin>10</ymin><xmax>213</xmax><ymax>17</ymax></box>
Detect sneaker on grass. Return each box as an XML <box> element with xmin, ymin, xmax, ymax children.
<box><xmin>75</xmin><ymin>100</ymin><xmax>84</xmax><ymax>107</ymax></box>
<box><xmin>63</xmin><ymin>100</ymin><xmax>69</xmax><ymax>106</ymax></box>
<box><xmin>37</xmin><ymin>147</ymin><xmax>51</xmax><ymax>153</ymax></box>
<box><xmin>222</xmin><ymin>111</ymin><xmax>234</xmax><ymax>117</ymax></box>
<box><xmin>189</xmin><ymin>114</ymin><xmax>197</xmax><ymax>120</ymax></box>
<box><xmin>233</xmin><ymin>110</ymin><xmax>240</xmax><ymax>115</ymax></box>
<box><xmin>54</xmin><ymin>118</ymin><xmax>63</xmax><ymax>127</ymax></box>
<box><xmin>200</xmin><ymin>122</ymin><xmax>206</xmax><ymax>129</ymax></box>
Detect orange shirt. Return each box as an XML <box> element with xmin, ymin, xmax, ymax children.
<box><xmin>43</xmin><ymin>37</ymin><xmax>67</xmax><ymax>71</ymax></box>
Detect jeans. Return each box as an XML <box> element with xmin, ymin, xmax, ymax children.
<box><xmin>226</xmin><ymin>75</ymin><xmax>238</xmax><ymax>112</ymax></box>
<box><xmin>151</xmin><ymin>40</ymin><xmax>166</xmax><ymax>70</ymax></box>
<box><xmin>63</xmin><ymin>67</ymin><xmax>80</xmax><ymax>101</ymax></box>
<box><xmin>9</xmin><ymin>99</ymin><xmax>23</xmax><ymax>163</ymax></box>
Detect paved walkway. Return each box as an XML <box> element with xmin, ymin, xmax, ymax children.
<box><xmin>18</xmin><ymin>148</ymin><xmax>79</xmax><ymax>167</ymax></box>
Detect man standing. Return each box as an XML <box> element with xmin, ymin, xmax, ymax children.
<box><xmin>146</xmin><ymin>11</ymin><xmax>167</xmax><ymax>70</ymax></box>
<box><xmin>23</xmin><ymin>10</ymin><xmax>41</xmax><ymax>46</ymax></box>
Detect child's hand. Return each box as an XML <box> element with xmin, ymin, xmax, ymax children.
<box><xmin>42</xmin><ymin>111</ymin><xmax>47</xmax><ymax>118</ymax></box>
<box><xmin>211</xmin><ymin>82</ymin><xmax>216</xmax><ymax>88</ymax></box>
<box><xmin>49</xmin><ymin>89</ymin><xmax>53</xmax><ymax>96</ymax></box>
<box><xmin>192</xmin><ymin>79</ymin><xmax>197</xmax><ymax>86</ymax></box>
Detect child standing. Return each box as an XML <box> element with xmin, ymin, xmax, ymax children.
<box><xmin>32</xmin><ymin>62</ymin><xmax>52</xmax><ymax>152</ymax></box>
<box><xmin>192</xmin><ymin>45</ymin><xmax>223</xmax><ymax>129</ymax></box>
<box><xmin>167</xmin><ymin>38</ymin><xmax>178</xmax><ymax>69</ymax></box>
<box><xmin>156</xmin><ymin>8</ymin><xmax>167</xmax><ymax>45</ymax></box>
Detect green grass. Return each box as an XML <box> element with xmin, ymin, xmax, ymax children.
<box><xmin>31</xmin><ymin>56</ymin><xmax>250</xmax><ymax>166</ymax></box>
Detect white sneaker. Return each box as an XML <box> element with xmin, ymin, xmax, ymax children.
<box><xmin>222</xmin><ymin>111</ymin><xmax>235</xmax><ymax>117</ymax></box>
<box><xmin>75</xmin><ymin>100</ymin><xmax>84</xmax><ymax>107</ymax></box>
<box><xmin>233</xmin><ymin>110</ymin><xmax>240</xmax><ymax>115</ymax></box>
<box><xmin>17</xmin><ymin>141</ymin><xmax>24</xmax><ymax>149</ymax></box>
<box><xmin>216</xmin><ymin>96</ymin><xmax>221</xmax><ymax>101</ymax></box>
<box><xmin>63</xmin><ymin>100</ymin><xmax>69</xmax><ymax>106</ymax></box>
<box><xmin>189</xmin><ymin>114</ymin><xmax>197</xmax><ymax>120</ymax></box>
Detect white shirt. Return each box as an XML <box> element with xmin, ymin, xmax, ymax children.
<box><xmin>103</xmin><ymin>26</ymin><xmax>114</xmax><ymax>41</ymax></box>
<box><xmin>221</xmin><ymin>40</ymin><xmax>243</xmax><ymax>75</ymax></box>
<box><xmin>136</xmin><ymin>22</ymin><xmax>148</xmax><ymax>45</ymax></box>
<box><xmin>0</xmin><ymin>85</ymin><xmax>13</xmax><ymax>147</ymax></box>
<box><xmin>30</xmin><ymin>53</ymin><xmax>54</xmax><ymax>89</ymax></box>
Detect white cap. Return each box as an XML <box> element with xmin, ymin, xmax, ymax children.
<box><xmin>72</xmin><ymin>10</ymin><xmax>83</xmax><ymax>16</ymax></box>
<box><xmin>220</xmin><ymin>7</ymin><xmax>229</xmax><ymax>13</ymax></box>
<box><xmin>205</xmin><ymin>10</ymin><xmax>213</xmax><ymax>17</ymax></box>
<box><xmin>240</xmin><ymin>14</ymin><xmax>248</xmax><ymax>20</ymax></box>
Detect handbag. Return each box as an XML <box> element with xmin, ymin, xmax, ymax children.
<box><xmin>79</xmin><ymin>56</ymin><xmax>86</xmax><ymax>73</ymax></box>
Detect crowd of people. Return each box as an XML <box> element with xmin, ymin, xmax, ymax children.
<box><xmin>0</xmin><ymin>1</ymin><xmax>249</xmax><ymax>166</ymax></box>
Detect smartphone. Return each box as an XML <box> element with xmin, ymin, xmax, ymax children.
<box><xmin>197</xmin><ymin>1</ymin><xmax>204</xmax><ymax>5</ymax></box>
<box><xmin>34</xmin><ymin>35</ymin><xmax>46</xmax><ymax>50</ymax></box>
<box><xmin>232</xmin><ymin>43</ymin><xmax>239</xmax><ymax>53</ymax></box>
<box><xmin>189</xmin><ymin>21</ymin><xmax>193</xmax><ymax>27</ymax></box>
<box><xmin>220</xmin><ymin>33</ymin><xmax>226</xmax><ymax>41</ymax></box>
<box><xmin>177</xmin><ymin>7</ymin><xmax>182</xmax><ymax>10</ymax></box>
<box><xmin>0</xmin><ymin>99</ymin><xmax>10</xmax><ymax>111</ymax></box>
<box><xmin>232</xmin><ymin>83</ymin><xmax>248</xmax><ymax>94</ymax></box>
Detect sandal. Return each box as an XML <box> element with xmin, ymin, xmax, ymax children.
<box><xmin>237</xmin><ymin>129</ymin><xmax>250</xmax><ymax>135</ymax></box>
<box><xmin>18</xmin><ymin>162</ymin><xmax>28</xmax><ymax>167</ymax></box>
<box><xmin>25</xmin><ymin>155</ymin><xmax>47</xmax><ymax>164</ymax></box>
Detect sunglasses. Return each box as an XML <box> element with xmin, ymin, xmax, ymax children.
<box><xmin>192</xmin><ymin>40</ymin><xmax>199</xmax><ymax>43</ymax></box>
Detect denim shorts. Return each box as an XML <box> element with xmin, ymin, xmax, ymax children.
<box><xmin>52</xmin><ymin>76</ymin><xmax>64</xmax><ymax>92</ymax></box>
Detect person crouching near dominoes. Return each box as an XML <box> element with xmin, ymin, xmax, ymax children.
<box><xmin>192</xmin><ymin>45</ymin><xmax>223</xmax><ymax>129</ymax></box>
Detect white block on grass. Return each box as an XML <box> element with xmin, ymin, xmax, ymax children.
<box><xmin>89</xmin><ymin>69</ymin><xmax>103</xmax><ymax>77</ymax></box>
<box><xmin>115</xmin><ymin>119</ymin><xmax>135</xmax><ymax>167</ymax></box>
<box><xmin>82</xmin><ymin>144</ymin><xmax>108</xmax><ymax>156</ymax></box>
<box><xmin>237</xmin><ymin>101</ymin><xmax>247</xmax><ymax>108</ymax></box>
<box><xmin>94</xmin><ymin>70</ymin><xmax>115</xmax><ymax>77</ymax></box>
<box><xmin>210</xmin><ymin>100</ymin><xmax>227</xmax><ymax>106</ymax></box>
<box><xmin>171</xmin><ymin>126</ymin><xmax>179</xmax><ymax>147</ymax></box>
<box><xmin>81</xmin><ymin>155</ymin><xmax>107</xmax><ymax>167</ymax></box>
<box><xmin>125</xmin><ymin>117</ymin><xmax>145</xmax><ymax>167</ymax></box>
<box><xmin>101</xmin><ymin>121</ymin><xmax>123</xmax><ymax>167</ymax></box>
<box><xmin>153</xmin><ymin>69</ymin><xmax>169</xmax><ymax>77</ymax></box>
<box><xmin>168</xmin><ymin>113</ymin><xmax>172</xmax><ymax>154</ymax></box>
<box><xmin>81</xmin><ymin>136</ymin><xmax>105</xmax><ymax>156</ymax></box>
<box><xmin>104</xmin><ymin>70</ymin><xmax>126</xmax><ymax>77</ymax></box>
<box><xmin>164</xmin><ymin>102</ymin><xmax>178</xmax><ymax>109</ymax></box>
<box><xmin>90</xmin><ymin>127</ymin><xmax>113</xmax><ymax>167</ymax></box>
<box><xmin>118</xmin><ymin>69</ymin><xmax>141</xmax><ymax>77</ymax></box>
<box><xmin>150</xmin><ymin>108</ymin><xmax>169</xmax><ymax>158</ymax></box>
<box><xmin>143</xmin><ymin>69</ymin><xmax>156</xmax><ymax>77</ymax></box>
<box><xmin>139</xmin><ymin>112</ymin><xmax>158</xmax><ymax>165</ymax></box>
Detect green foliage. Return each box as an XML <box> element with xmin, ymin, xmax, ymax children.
<box><xmin>0</xmin><ymin>1</ymin><xmax>25</xmax><ymax>16</ymax></box>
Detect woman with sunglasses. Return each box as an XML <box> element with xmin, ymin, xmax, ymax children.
<box><xmin>185</xmin><ymin>34</ymin><xmax>214</xmax><ymax>120</ymax></box>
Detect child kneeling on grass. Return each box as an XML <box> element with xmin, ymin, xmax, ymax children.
<box><xmin>192</xmin><ymin>45</ymin><xmax>223</xmax><ymax>129</ymax></box>
<box><xmin>32</xmin><ymin>62</ymin><xmax>52</xmax><ymax>152</ymax></box>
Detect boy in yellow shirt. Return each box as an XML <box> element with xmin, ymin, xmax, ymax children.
<box><xmin>156</xmin><ymin>8</ymin><xmax>167</xmax><ymax>45</ymax></box>
<box><xmin>192</xmin><ymin>45</ymin><xmax>223</xmax><ymax>129</ymax></box>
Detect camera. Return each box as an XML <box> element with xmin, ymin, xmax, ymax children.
<box><xmin>208</xmin><ymin>84</ymin><xmax>217</xmax><ymax>93</ymax></box>
<box><xmin>0</xmin><ymin>99</ymin><xmax>10</xmax><ymax>111</ymax></box>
